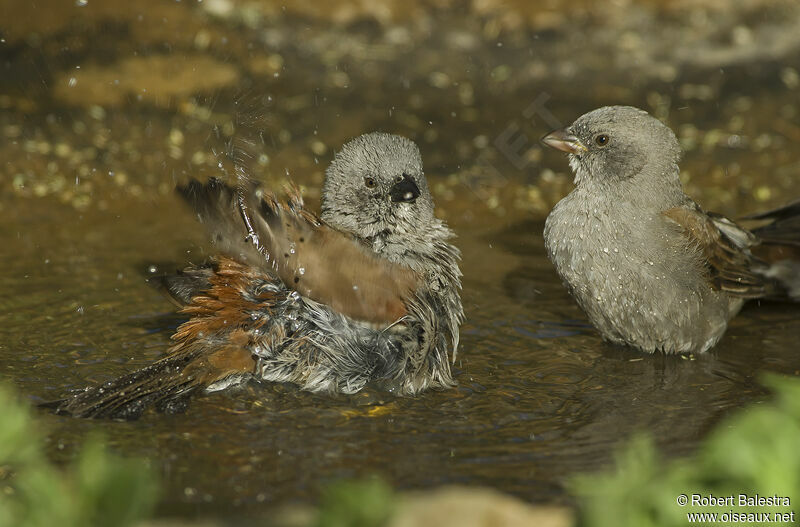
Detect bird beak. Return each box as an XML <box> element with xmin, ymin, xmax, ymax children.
<box><xmin>541</xmin><ymin>128</ymin><xmax>587</xmax><ymax>154</ymax></box>
<box><xmin>390</xmin><ymin>174</ymin><xmax>421</xmax><ymax>203</ymax></box>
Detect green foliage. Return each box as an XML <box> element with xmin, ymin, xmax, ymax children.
<box><xmin>315</xmin><ymin>477</ymin><xmax>395</xmax><ymax>527</ymax></box>
<box><xmin>573</xmin><ymin>375</ymin><xmax>800</xmax><ymax>527</ymax></box>
<box><xmin>0</xmin><ymin>385</ymin><xmax>158</xmax><ymax>527</ymax></box>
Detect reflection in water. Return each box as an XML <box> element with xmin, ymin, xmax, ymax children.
<box><xmin>1</xmin><ymin>0</ymin><xmax>800</xmax><ymax>519</ymax></box>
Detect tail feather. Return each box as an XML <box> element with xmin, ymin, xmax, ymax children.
<box><xmin>747</xmin><ymin>199</ymin><xmax>800</xmax><ymax>247</ymax></box>
<box><xmin>757</xmin><ymin>260</ymin><xmax>800</xmax><ymax>301</ymax></box>
<box><xmin>47</xmin><ymin>343</ymin><xmax>256</xmax><ymax>420</ymax></box>
<box><xmin>746</xmin><ymin>200</ymin><xmax>800</xmax><ymax>301</ymax></box>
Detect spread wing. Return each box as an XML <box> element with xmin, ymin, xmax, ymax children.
<box><xmin>662</xmin><ymin>205</ymin><xmax>766</xmax><ymax>298</ymax></box>
<box><xmin>177</xmin><ymin>178</ymin><xmax>267</xmax><ymax>269</ymax></box>
<box><xmin>178</xmin><ymin>178</ymin><xmax>419</xmax><ymax>324</ymax></box>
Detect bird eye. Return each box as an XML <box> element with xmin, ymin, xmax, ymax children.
<box><xmin>364</xmin><ymin>176</ymin><xmax>376</xmax><ymax>188</ymax></box>
<box><xmin>595</xmin><ymin>134</ymin><xmax>609</xmax><ymax>146</ymax></box>
<box><xmin>395</xmin><ymin>175</ymin><xmax>404</xmax><ymax>183</ymax></box>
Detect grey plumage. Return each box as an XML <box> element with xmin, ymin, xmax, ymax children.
<box><xmin>542</xmin><ymin>106</ymin><xmax>799</xmax><ymax>354</ymax></box>
<box><xmin>320</xmin><ymin>133</ymin><xmax>464</xmax><ymax>390</ymax></box>
<box><xmin>261</xmin><ymin>132</ymin><xmax>464</xmax><ymax>394</ymax></box>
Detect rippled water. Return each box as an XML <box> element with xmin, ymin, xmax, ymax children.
<box><xmin>2</xmin><ymin>0</ymin><xmax>800</xmax><ymax>521</ymax></box>
<box><xmin>3</xmin><ymin>195</ymin><xmax>799</xmax><ymax>519</ymax></box>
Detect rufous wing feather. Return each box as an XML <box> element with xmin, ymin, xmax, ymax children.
<box><xmin>178</xmin><ymin>178</ymin><xmax>420</xmax><ymax>325</ymax></box>
<box><xmin>663</xmin><ymin>205</ymin><xmax>766</xmax><ymax>298</ymax></box>
<box><xmin>249</xmin><ymin>188</ymin><xmax>420</xmax><ymax>324</ymax></box>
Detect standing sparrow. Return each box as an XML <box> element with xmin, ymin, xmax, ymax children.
<box><xmin>542</xmin><ymin>106</ymin><xmax>799</xmax><ymax>354</ymax></box>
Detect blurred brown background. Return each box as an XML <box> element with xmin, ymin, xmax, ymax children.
<box><xmin>2</xmin><ymin>0</ymin><xmax>799</xmax><ymax>224</ymax></box>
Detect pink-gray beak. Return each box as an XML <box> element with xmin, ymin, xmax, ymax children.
<box><xmin>541</xmin><ymin>129</ymin><xmax>587</xmax><ymax>154</ymax></box>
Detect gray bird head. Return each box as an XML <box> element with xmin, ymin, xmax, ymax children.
<box><xmin>542</xmin><ymin>106</ymin><xmax>682</xmax><ymax>188</ymax></box>
<box><xmin>321</xmin><ymin>132</ymin><xmax>436</xmax><ymax>241</ymax></box>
